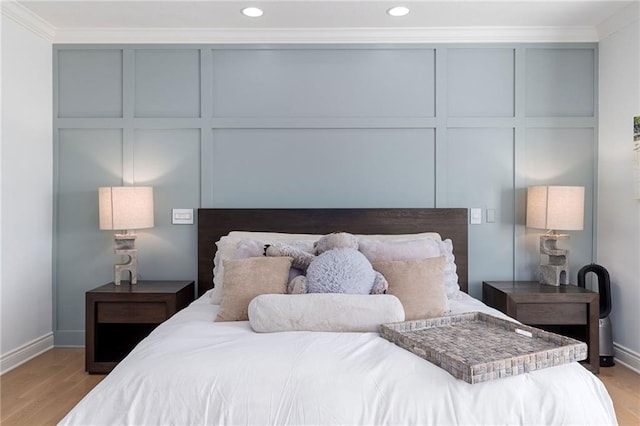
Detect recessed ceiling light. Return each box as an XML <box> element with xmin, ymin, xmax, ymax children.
<box><xmin>387</xmin><ymin>6</ymin><xmax>410</xmax><ymax>17</ymax></box>
<box><xmin>242</xmin><ymin>7</ymin><xmax>263</xmax><ymax>18</ymax></box>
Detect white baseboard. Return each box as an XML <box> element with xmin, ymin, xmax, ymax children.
<box><xmin>0</xmin><ymin>332</ymin><xmax>54</xmax><ymax>375</ymax></box>
<box><xmin>613</xmin><ymin>343</ymin><xmax>640</xmax><ymax>374</ymax></box>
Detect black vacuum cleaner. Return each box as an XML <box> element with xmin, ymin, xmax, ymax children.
<box><xmin>577</xmin><ymin>264</ymin><xmax>614</xmax><ymax>367</ymax></box>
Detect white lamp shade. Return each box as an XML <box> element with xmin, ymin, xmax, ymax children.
<box><xmin>99</xmin><ymin>186</ymin><xmax>154</xmax><ymax>231</ymax></box>
<box><xmin>526</xmin><ymin>186</ymin><xmax>584</xmax><ymax>231</ymax></box>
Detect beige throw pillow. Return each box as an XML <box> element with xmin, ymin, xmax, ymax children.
<box><xmin>373</xmin><ymin>256</ymin><xmax>447</xmax><ymax>321</ymax></box>
<box><xmin>215</xmin><ymin>256</ymin><xmax>292</xmax><ymax>322</ymax></box>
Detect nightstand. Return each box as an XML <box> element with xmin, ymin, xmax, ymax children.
<box><xmin>482</xmin><ymin>281</ymin><xmax>599</xmax><ymax>374</ymax></box>
<box><xmin>86</xmin><ymin>280</ymin><xmax>195</xmax><ymax>374</ymax></box>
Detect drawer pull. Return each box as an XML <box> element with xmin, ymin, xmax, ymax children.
<box><xmin>515</xmin><ymin>328</ymin><xmax>533</xmax><ymax>338</ymax></box>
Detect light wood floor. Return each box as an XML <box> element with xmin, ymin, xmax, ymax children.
<box><xmin>1</xmin><ymin>349</ymin><xmax>105</xmax><ymax>426</ymax></box>
<box><xmin>1</xmin><ymin>348</ymin><xmax>639</xmax><ymax>425</ymax></box>
<box><xmin>599</xmin><ymin>361</ymin><xmax>640</xmax><ymax>425</ymax></box>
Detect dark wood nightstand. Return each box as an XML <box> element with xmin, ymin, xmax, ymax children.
<box><xmin>86</xmin><ymin>280</ymin><xmax>195</xmax><ymax>374</ymax></box>
<box><xmin>482</xmin><ymin>281</ymin><xmax>599</xmax><ymax>374</ymax></box>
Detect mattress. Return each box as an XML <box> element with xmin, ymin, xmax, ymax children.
<box><xmin>59</xmin><ymin>292</ymin><xmax>617</xmax><ymax>425</ymax></box>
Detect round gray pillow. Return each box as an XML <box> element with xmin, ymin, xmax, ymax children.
<box><xmin>306</xmin><ymin>248</ymin><xmax>375</xmax><ymax>294</ymax></box>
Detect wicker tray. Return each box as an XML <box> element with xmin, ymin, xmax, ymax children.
<box><xmin>380</xmin><ymin>312</ymin><xmax>587</xmax><ymax>384</ymax></box>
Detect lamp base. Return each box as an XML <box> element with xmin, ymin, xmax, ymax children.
<box><xmin>539</xmin><ymin>264</ymin><xmax>569</xmax><ymax>286</ymax></box>
<box><xmin>112</xmin><ymin>232</ymin><xmax>139</xmax><ymax>285</ymax></box>
<box><xmin>538</xmin><ymin>234</ymin><xmax>570</xmax><ymax>286</ymax></box>
<box><xmin>114</xmin><ymin>249</ymin><xmax>138</xmax><ymax>285</ymax></box>
<box><xmin>114</xmin><ymin>233</ymin><xmax>136</xmax><ymax>250</ymax></box>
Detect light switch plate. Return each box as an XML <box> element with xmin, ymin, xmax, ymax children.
<box><xmin>172</xmin><ymin>208</ymin><xmax>194</xmax><ymax>225</ymax></box>
<box><xmin>486</xmin><ymin>208</ymin><xmax>496</xmax><ymax>223</ymax></box>
<box><xmin>470</xmin><ymin>208</ymin><xmax>482</xmax><ymax>225</ymax></box>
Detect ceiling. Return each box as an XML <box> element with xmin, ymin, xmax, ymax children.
<box><xmin>5</xmin><ymin>0</ymin><xmax>638</xmax><ymax>43</ymax></box>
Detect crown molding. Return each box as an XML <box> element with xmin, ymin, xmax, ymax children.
<box><xmin>52</xmin><ymin>26</ymin><xmax>599</xmax><ymax>45</ymax></box>
<box><xmin>597</xmin><ymin>2</ymin><xmax>640</xmax><ymax>41</ymax></box>
<box><xmin>0</xmin><ymin>0</ymin><xmax>56</xmax><ymax>42</ymax></box>
<box><xmin>0</xmin><ymin>1</ymin><xmax>601</xmax><ymax>46</ymax></box>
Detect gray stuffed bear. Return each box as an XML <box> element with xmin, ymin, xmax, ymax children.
<box><xmin>265</xmin><ymin>232</ymin><xmax>388</xmax><ymax>295</ymax></box>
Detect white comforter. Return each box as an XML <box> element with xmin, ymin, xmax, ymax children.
<box><xmin>60</xmin><ymin>293</ymin><xmax>617</xmax><ymax>425</ymax></box>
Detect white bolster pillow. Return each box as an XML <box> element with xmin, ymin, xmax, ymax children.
<box><xmin>248</xmin><ymin>293</ymin><xmax>405</xmax><ymax>333</ymax></box>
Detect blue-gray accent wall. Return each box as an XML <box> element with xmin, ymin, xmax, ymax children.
<box><xmin>53</xmin><ymin>44</ymin><xmax>597</xmax><ymax>346</ymax></box>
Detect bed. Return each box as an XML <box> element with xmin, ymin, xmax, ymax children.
<box><xmin>60</xmin><ymin>208</ymin><xmax>617</xmax><ymax>425</ymax></box>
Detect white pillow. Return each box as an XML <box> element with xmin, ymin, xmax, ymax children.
<box><xmin>356</xmin><ymin>232</ymin><xmax>441</xmax><ymax>241</ymax></box>
<box><xmin>228</xmin><ymin>231</ymin><xmax>323</xmax><ymax>241</ymax></box>
<box><xmin>358</xmin><ymin>238</ymin><xmax>441</xmax><ymax>263</ymax></box>
<box><xmin>248</xmin><ymin>294</ymin><xmax>405</xmax><ymax>332</ymax></box>
<box><xmin>211</xmin><ymin>236</ymin><xmax>241</xmax><ymax>304</ymax></box>
<box><xmin>437</xmin><ymin>239</ymin><xmax>460</xmax><ymax>298</ymax></box>
<box><xmin>234</xmin><ymin>239</ymin><xmax>315</xmax><ymax>260</ymax></box>
<box><xmin>228</xmin><ymin>231</ymin><xmax>440</xmax><ymax>241</ymax></box>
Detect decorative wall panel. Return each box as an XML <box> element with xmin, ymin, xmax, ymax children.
<box><xmin>135</xmin><ymin>49</ymin><xmax>201</xmax><ymax>118</ymax></box>
<box><xmin>447</xmin><ymin>48</ymin><xmax>515</xmax><ymax>117</ymax></box>
<box><xmin>211</xmin><ymin>48</ymin><xmax>435</xmax><ymax>118</ymax></box>
<box><xmin>526</xmin><ymin>48</ymin><xmax>595</xmax><ymax>117</ymax></box>
<box><xmin>57</xmin><ymin>49</ymin><xmax>123</xmax><ymax>118</ymax></box>
<box><xmin>211</xmin><ymin>128</ymin><xmax>435</xmax><ymax>208</ymax></box>
<box><xmin>53</xmin><ymin>44</ymin><xmax>598</xmax><ymax>345</ymax></box>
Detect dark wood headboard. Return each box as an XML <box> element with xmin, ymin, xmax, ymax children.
<box><xmin>197</xmin><ymin>208</ymin><xmax>468</xmax><ymax>297</ymax></box>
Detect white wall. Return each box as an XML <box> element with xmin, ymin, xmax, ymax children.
<box><xmin>0</xmin><ymin>13</ymin><xmax>54</xmax><ymax>373</ymax></box>
<box><xmin>597</xmin><ymin>5</ymin><xmax>640</xmax><ymax>370</ymax></box>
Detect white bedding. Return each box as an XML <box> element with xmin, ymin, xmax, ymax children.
<box><xmin>60</xmin><ymin>292</ymin><xmax>617</xmax><ymax>425</ymax></box>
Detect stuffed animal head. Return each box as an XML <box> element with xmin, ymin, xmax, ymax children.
<box><xmin>313</xmin><ymin>232</ymin><xmax>359</xmax><ymax>255</ymax></box>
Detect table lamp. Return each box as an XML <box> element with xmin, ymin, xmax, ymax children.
<box><xmin>99</xmin><ymin>186</ymin><xmax>154</xmax><ymax>285</ymax></box>
<box><xmin>526</xmin><ymin>185</ymin><xmax>584</xmax><ymax>286</ymax></box>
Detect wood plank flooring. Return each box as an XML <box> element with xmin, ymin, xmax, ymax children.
<box><xmin>599</xmin><ymin>361</ymin><xmax>640</xmax><ymax>425</ymax></box>
<box><xmin>1</xmin><ymin>348</ymin><xmax>639</xmax><ymax>425</ymax></box>
<box><xmin>1</xmin><ymin>349</ymin><xmax>105</xmax><ymax>426</ymax></box>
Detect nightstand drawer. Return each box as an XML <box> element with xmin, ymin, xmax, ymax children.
<box><xmin>516</xmin><ymin>303</ymin><xmax>587</xmax><ymax>325</ymax></box>
<box><xmin>97</xmin><ymin>302</ymin><xmax>167</xmax><ymax>323</ymax></box>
